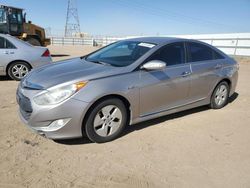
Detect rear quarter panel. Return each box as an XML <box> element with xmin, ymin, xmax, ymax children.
<box><xmin>219</xmin><ymin>58</ymin><xmax>239</xmax><ymax>96</ymax></box>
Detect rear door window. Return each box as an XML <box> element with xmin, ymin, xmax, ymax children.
<box><xmin>187</xmin><ymin>42</ymin><xmax>213</xmax><ymax>62</ymax></box>
<box><xmin>6</xmin><ymin>39</ymin><xmax>16</xmax><ymax>49</ymax></box>
<box><xmin>213</xmin><ymin>50</ymin><xmax>225</xmax><ymax>60</ymax></box>
<box><xmin>0</xmin><ymin>36</ymin><xmax>16</xmax><ymax>49</ymax></box>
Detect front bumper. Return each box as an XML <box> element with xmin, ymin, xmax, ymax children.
<box><xmin>17</xmin><ymin>86</ymin><xmax>90</xmax><ymax>140</ymax></box>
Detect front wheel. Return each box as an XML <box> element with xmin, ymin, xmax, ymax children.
<box><xmin>210</xmin><ymin>81</ymin><xmax>230</xmax><ymax>109</ymax></box>
<box><xmin>8</xmin><ymin>62</ymin><xmax>31</xmax><ymax>81</ymax></box>
<box><xmin>84</xmin><ymin>98</ymin><xmax>128</xmax><ymax>143</ymax></box>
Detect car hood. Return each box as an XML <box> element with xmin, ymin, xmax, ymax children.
<box><xmin>24</xmin><ymin>58</ymin><xmax>127</xmax><ymax>89</ymax></box>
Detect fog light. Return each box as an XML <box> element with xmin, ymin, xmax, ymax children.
<box><xmin>37</xmin><ymin>118</ymin><xmax>71</xmax><ymax>132</ymax></box>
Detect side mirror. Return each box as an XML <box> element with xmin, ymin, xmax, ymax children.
<box><xmin>141</xmin><ymin>60</ymin><xmax>166</xmax><ymax>71</ymax></box>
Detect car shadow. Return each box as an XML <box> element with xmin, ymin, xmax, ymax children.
<box><xmin>121</xmin><ymin>92</ymin><xmax>239</xmax><ymax>138</ymax></box>
<box><xmin>51</xmin><ymin>54</ymin><xmax>70</xmax><ymax>57</ymax></box>
<box><xmin>0</xmin><ymin>76</ymin><xmax>12</xmax><ymax>81</ymax></box>
<box><xmin>228</xmin><ymin>92</ymin><xmax>239</xmax><ymax>103</ymax></box>
<box><xmin>54</xmin><ymin>137</ymin><xmax>92</xmax><ymax>145</ymax></box>
<box><xmin>54</xmin><ymin>92</ymin><xmax>239</xmax><ymax>145</ymax></box>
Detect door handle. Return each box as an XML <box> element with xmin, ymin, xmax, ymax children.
<box><xmin>4</xmin><ymin>51</ymin><xmax>9</xmax><ymax>54</ymax></box>
<box><xmin>215</xmin><ymin>64</ymin><xmax>222</xmax><ymax>69</ymax></box>
<box><xmin>9</xmin><ymin>52</ymin><xmax>15</xmax><ymax>54</ymax></box>
<box><xmin>181</xmin><ymin>71</ymin><xmax>191</xmax><ymax>77</ymax></box>
<box><xmin>128</xmin><ymin>86</ymin><xmax>136</xmax><ymax>90</ymax></box>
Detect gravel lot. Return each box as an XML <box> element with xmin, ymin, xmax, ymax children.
<box><xmin>0</xmin><ymin>45</ymin><xmax>249</xmax><ymax>188</ymax></box>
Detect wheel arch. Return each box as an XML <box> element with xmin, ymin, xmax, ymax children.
<box><xmin>6</xmin><ymin>60</ymin><xmax>32</xmax><ymax>74</ymax></box>
<box><xmin>210</xmin><ymin>78</ymin><xmax>232</xmax><ymax>109</ymax></box>
<box><xmin>210</xmin><ymin>77</ymin><xmax>232</xmax><ymax>101</ymax></box>
<box><xmin>216</xmin><ymin>78</ymin><xmax>232</xmax><ymax>91</ymax></box>
<box><xmin>81</xmin><ymin>94</ymin><xmax>132</xmax><ymax>136</ymax></box>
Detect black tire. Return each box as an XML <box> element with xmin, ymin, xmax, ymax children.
<box><xmin>8</xmin><ymin>61</ymin><xmax>31</xmax><ymax>81</ymax></box>
<box><xmin>27</xmin><ymin>37</ymin><xmax>42</xmax><ymax>46</ymax></box>
<box><xmin>210</xmin><ymin>81</ymin><xmax>230</xmax><ymax>109</ymax></box>
<box><xmin>84</xmin><ymin>98</ymin><xmax>128</xmax><ymax>143</ymax></box>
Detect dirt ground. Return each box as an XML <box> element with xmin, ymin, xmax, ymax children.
<box><xmin>0</xmin><ymin>45</ymin><xmax>250</xmax><ymax>188</ymax></box>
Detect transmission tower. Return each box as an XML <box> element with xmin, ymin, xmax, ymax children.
<box><xmin>65</xmin><ymin>0</ymin><xmax>81</xmax><ymax>37</ymax></box>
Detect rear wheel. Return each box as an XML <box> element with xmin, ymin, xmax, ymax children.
<box><xmin>84</xmin><ymin>98</ymin><xmax>128</xmax><ymax>143</ymax></box>
<box><xmin>210</xmin><ymin>81</ymin><xmax>229</xmax><ymax>109</ymax></box>
<box><xmin>8</xmin><ymin>62</ymin><xmax>31</xmax><ymax>81</ymax></box>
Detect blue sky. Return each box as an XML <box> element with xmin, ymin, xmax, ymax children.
<box><xmin>1</xmin><ymin>0</ymin><xmax>250</xmax><ymax>36</ymax></box>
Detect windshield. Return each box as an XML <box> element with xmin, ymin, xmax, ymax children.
<box><xmin>86</xmin><ymin>41</ymin><xmax>156</xmax><ymax>67</ymax></box>
<box><xmin>0</xmin><ymin>8</ymin><xmax>7</xmax><ymax>23</ymax></box>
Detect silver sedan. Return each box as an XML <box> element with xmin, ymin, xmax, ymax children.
<box><xmin>16</xmin><ymin>37</ymin><xmax>238</xmax><ymax>143</ymax></box>
<box><xmin>0</xmin><ymin>34</ymin><xmax>52</xmax><ymax>80</ymax></box>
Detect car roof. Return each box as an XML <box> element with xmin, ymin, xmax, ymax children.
<box><xmin>0</xmin><ymin>34</ymin><xmax>33</xmax><ymax>48</ymax></box>
<box><xmin>124</xmin><ymin>36</ymin><xmax>227</xmax><ymax>58</ymax></box>
<box><xmin>0</xmin><ymin>34</ymin><xmax>19</xmax><ymax>41</ymax></box>
<box><xmin>124</xmin><ymin>37</ymin><xmax>187</xmax><ymax>45</ymax></box>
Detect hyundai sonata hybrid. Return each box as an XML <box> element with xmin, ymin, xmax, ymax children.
<box><xmin>16</xmin><ymin>37</ymin><xmax>238</xmax><ymax>143</ymax></box>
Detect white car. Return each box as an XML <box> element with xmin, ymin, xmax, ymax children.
<box><xmin>0</xmin><ymin>34</ymin><xmax>52</xmax><ymax>80</ymax></box>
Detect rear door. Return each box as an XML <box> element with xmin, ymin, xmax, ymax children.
<box><xmin>139</xmin><ymin>42</ymin><xmax>192</xmax><ymax>116</ymax></box>
<box><xmin>186</xmin><ymin>42</ymin><xmax>224</xmax><ymax>101</ymax></box>
<box><xmin>0</xmin><ymin>36</ymin><xmax>17</xmax><ymax>70</ymax></box>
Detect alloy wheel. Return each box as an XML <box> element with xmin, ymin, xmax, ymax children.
<box><xmin>214</xmin><ymin>84</ymin><xmax>228</xmax><ymax>106</ymax></box>
<box><xmin>93</xmin><ymin>105</ymin><xmax>123</xmax><ymax>137</ymax></box>
<box><xmin>11</xmin><ymin>64</ymin><xmax>29</xmax><ymax>79</ymax></box>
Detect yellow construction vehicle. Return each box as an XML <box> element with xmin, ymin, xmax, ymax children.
<box><xmin>0</xmin><ymin>4</ymin><xmax>50</xmax><ymax>46</ymax></box>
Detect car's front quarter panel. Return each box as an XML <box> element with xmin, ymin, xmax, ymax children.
<box><xmin>72</xmin><ymin>71</ymin><xmax>141</xmax><ymax>124</ymax></box>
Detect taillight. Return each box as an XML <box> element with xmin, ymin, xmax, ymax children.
<box><xmin>42</xmin><ymin>49</ymin><xmax>50</xmax><ymax>57</ymax></box>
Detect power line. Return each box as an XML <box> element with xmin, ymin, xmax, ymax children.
<box><xmin>112</xmin><ymin>0</ymin><xmax>237</xmax><ymax>31</ymax></box>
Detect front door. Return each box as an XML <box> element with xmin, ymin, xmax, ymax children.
<box><xmin>139</xmin><ymin>42</ymin><xmax>191</xmax><ymax>116</ymax></box>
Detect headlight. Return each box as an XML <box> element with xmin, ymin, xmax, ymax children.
<box><xmin>33</xmin><ymin>81</ymin><xmax>87</xmax><ymax>105</ymax></box>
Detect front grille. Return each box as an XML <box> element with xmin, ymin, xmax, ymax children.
<box><xmin>20</xmin><ymin>108</ymin><xmax>32</xmax><ymax>121</ymax></box>
<box><xmin>17</xmin><ymin>90</ymin><xmax>33</xmax><ymax>121</ymax></box>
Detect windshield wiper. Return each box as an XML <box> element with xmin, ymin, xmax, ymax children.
<box><xmin>89</xmin><ymin>60</ymin><xmax>111</xmax><ymax>66</ymax></box>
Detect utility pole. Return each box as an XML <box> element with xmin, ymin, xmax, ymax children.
<box><xmin>65</xmin><ymin>0</ymin><xmax>81</xmax><ymax>37</ymax></box>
